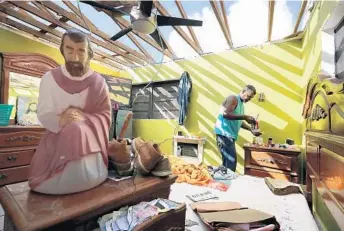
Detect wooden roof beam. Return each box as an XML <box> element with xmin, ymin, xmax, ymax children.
<box><xmin>219</xmin><ymin>1</ymin><xmax>233</xmax><ymax>48</ymax></box>
<box><xmin>10</xmin><ymin>1</ymin><xmax>143</xmax><ymax>66</ymax></box>
<box><xmin>174</xmin><ymin>0</ymin><xmax>203</xmax><ymax>53</ymax></box>
<box><xmin>0</xmin><ymin>4</ymin><xmax>128</xmax><ymax>69</ymax></box>
<box><xmin>0</xmin><ymin>12</ymin><xmax>123</xmax><ymax>69</ymax></box>
<box><xmin>209</xmin><ymin>0</ymin><xmax>233</xmax><ymax>49</ymax></box>
<box><xmin>35</xmin><ymin>1</ymin><xmax>147</xmax><ymax>65</ymax></box>
<box><xmin>115</xmin><ymin>22</ymin><xmax>155</xmax><ymax>63</ymax></box>
<box><xmin>62</xmin><ymin>1</ymin><xmax>153</xmax><ymax>63</ymax></box>
<box><xmin>154</xmin><ymin>1</ymin><xmax>202</xmax><ymax>54</ymax></box>
<box><xmin>294</xmin><ymin>0</ymin><xmax>307</xmax><ymax>33</ymax></box>
<box><xmin>268</xmin><ymin>0</ymin><xmax>275</xmax><ymax>41</ymax></box>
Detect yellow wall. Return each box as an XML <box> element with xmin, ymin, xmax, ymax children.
<box><xmin>122</xmin><ymin>39</ymin><xmax>305</xmax><ymax>173</ymax></box>
<box><xmin>0</xmin><ymin>27</ymin><xmax>120</xmax><ymax>76</ymax></box>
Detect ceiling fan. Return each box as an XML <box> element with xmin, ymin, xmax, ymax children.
<box><xmin>80</xmin><ymin>1</ymin><xmax>203</xmax><ymax>49</ymax></box>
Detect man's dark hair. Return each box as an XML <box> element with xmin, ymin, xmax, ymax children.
<box><xmin>60</xmin><ymin>29</ymin><xmax>93</xmax><ymax>59</ymax></box>
<box><xmin>244</xmin><ymin>85</ymin><xmax>256</xmax><ymax>95</ymax></box>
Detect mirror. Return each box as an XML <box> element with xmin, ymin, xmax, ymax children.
<box><xmin>8</xmin><ymin>72</ymin><xmax>41</xmax><ymax>125</ymax></box>
<box><xmin>0</xmin><ymin>53</ymin><xmax>59</xmax><ymax>125</ymax></box>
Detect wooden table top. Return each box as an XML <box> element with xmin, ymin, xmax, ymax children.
<box><xmin>0</xmin><ymin>175</ymin><xmax>176</xmax><ymax>231</ymax></box>
<box><xmin>243</xmin><ymin>144</ymin><xmax>301</xmax><ymax>154</ymax></box>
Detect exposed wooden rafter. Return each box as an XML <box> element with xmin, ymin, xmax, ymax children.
<box><xmin>61</xmin><ymin>1</ymin><xmax>154</xmax><ymax>64</ymax></box>
<box><xmin>294</xmin><ymin>0</ymin><xmax>308</xmax><ymax>33</ymax></box>
<box><xmin>219</xmin><ymin>0</ymin><xmax>233</xmax><ymax>48</ymax></box>
<box><xmin>174</xmin><ymin>0</ymin><xmax>203</xmax><ymax>53</ymax></box>
<box><xmin>115</xmin><ymin>22</ymin><xmax>155</xmax><ymax>63</ymax></box>
<box><xmin>0</xmin><ymin>0</ymin><xmax>310</xmax><ymax>69</ymax></box>
<box><xmin>9</xmin><ymin>1</ymin><xmax>142</xmax><ymax>66</ymax></box>
<box><xmin>209</xmin><ymin>0</ymin><xmax>232</xmax><ymax>49</ymax></box>
<box><xmin>268</xmin><ymin>0</ymin><xmax>275</xmax><ymax>42</ymax></box>
<box><xmin>0</xmin><ymin>11</ymin><xmax>124</xmax><ymax>70</ymax></box>
<box><xmin>34</xmin><ymin>1</ymin><xmax>147</xmax><ymax>65</ymax></box>
<box><xmin>154</xmin><ymin>1</ymin><xmax>202</xmax><ymax>54</ymax></box>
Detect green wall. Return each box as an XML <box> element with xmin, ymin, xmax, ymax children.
<box><xmin>121</xmin><ymin>38</ymin><xmax>305</xmax><ymax>174</ymax></box>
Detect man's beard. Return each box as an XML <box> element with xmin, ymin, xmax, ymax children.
<box><xmin>65</xmin><ymin>61</ymin><xmax>87</xmax><ymax>77</ymax></box>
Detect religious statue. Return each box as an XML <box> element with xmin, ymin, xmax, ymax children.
<box><xmin>28</xmin><ymin>29</ymin><xmax>112</xmax><ymax>194</ymax></box>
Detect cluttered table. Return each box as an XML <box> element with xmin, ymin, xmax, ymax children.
<box><xmin>0</xmin><ymin>175</ymin><xmax>177</xmax><ymax>231</ymax></box>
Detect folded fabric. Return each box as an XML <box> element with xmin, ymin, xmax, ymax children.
<box><xmin>206</xmin><ymin>179</ymin><xmax>230</xmax><ymax>191</ymax></box>
<box><xmin>190</xmin><ymin>201</ymin><xmax>243</xmax><ymax>213</ymax></box>
<box><xmin>208</xmin><ymin>165</ymin><xmax>239</xmax><ymax>181</ymax></box>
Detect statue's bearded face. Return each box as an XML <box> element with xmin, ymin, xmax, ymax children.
<box><xmin>62</xmin><ymin>36</ymin><xmax>90</xmax><ymax>77</ymax></box>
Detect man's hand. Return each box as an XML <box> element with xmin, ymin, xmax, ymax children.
<box><xmin>244</xmin><ymin>115</ymin><xmax>256</xmax><ymax>125</ymax></box>
<box><xmin>59</xmin><ymin>107</ymin><xmax>85</xmax><ymax>127</ymax></box>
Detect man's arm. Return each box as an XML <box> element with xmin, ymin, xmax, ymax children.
<box><xmin>241</xmin><ymin>121</ymin><xmax>251</xmax><ymax>131</ymax></box>
<box><xmin>222</xmin><ymin>96</ymin><xmax>246</xmax><ymax>120</ymax></box>
<box><xmin>222</xmin><ymin>96</ymin><xmax>255</xmax><ymax>124</ymax></box>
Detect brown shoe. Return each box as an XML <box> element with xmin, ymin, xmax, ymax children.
<box><xmin>151</xmin><ymin>157</ymin><xmax>172</xmax><ymax>177</ymax></box>
<box><xmin>132</xmin><ymin>138</ymin><xmax>163</xmax><ymax>175</ymax></box>
<box><xmin>108</xmin><ymin>139</ymin><xmax>133</xmax><ymax>176</ymax></box>
<box><xmin>131</xmin><ymin>137</ymin><xmax>145</xmax><ymax>155</ymax></box>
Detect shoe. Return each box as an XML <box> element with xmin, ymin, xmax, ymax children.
<box><xmin>132</xmin><ymin>137</ymin><xmax>163</xmax><ymax>175</ymax></box>
<box><xmin>108</xmin><ymin>139</ymin><xmax>133</xmax><ymax>176</ymax></box>
<box><xmin>151</xmin><ymin>157</ymin><xmax>172</xmax><ymax>177</ymax></box>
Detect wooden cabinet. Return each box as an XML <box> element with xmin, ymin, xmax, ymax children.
<box><xmin>0</xmin><ymin>126</ymin><xmax>44</xmax><ymax>186</ymax></box>
<box><xmin>244</xmin><ymin>145</ymin><xmax>301</xmax><ymax>183</ymax></box>
<box><xmin>0</xmin><ymin>53</ymin><xmax>57</xmax><ymax>186</ymax></box>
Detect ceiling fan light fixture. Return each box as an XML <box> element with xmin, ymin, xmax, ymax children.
<box><xmin>130</xmin><ymin>7</ymin><xmax>157</xmax><ymax>34</ymax></box>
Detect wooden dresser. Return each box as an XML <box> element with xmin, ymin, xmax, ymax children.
<box><xmin>0</xmin><ymin>53</ymin><xmax>58</xmax><ymax>187</ymax></box>
<box><xmin>0</xmin><ymin>126</ymin><xmax>44</xmax><ymax>186</ymax></box>
<box><xmin>244</xmin><ymin>145</ymin><xmax>301</xmax><ymax>183</ymax></box>
<box><xmin>302</xmin><ymin>73</ymin><xmax>344</xmax><ymax>231</ymax></box>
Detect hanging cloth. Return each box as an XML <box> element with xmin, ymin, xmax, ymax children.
<box><xmin>177</xmin><ymin>71</ymin><xmax>192</xmax><ymax>125</ymax></box>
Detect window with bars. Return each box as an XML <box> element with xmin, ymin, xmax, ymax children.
<box><xmin>335</xmin><ymin>17</ymin><xmax>344</xmax><ymax>79</ymax></box>
<box><xmin>130</xmin><ymin>80</ymin><xmax>180</xmax><ymax>119</ymax></box>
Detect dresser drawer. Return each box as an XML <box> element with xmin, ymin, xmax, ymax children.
<box><xmin>0</xmin><ymin>166</ymin><xmax>30</xmax><ymax>186</ymax></box>
<box><xmin>250</xmin><ymin>151</ymin><xmax>292</xmax><ymax>171</ymax></box>
<box><xmin>0</xmin><ymin>131</ymin><xmax>43</xmax><ymax>148</ymax></box>
<box><xmin>246</xmin><ymin>168</ymin><xmax>291</xmax><ymax>181</ymax></box>
<box><xmin>0</xmin><ymin>149</ymin><xmax>34</xmax><ymax>168</ymax></box>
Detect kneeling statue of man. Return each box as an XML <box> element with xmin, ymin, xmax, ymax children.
<box><xmin>28</xmin><ymin>29</ymin><xmax>111</xmax><ymax>194</ymax></box>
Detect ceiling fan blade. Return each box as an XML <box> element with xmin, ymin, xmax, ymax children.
<box><xmin>110</xmin><ymin>26</ymin><xmax>133</xmax><ymax>41</ymax></box>
<box><xmin>80</xmin><ymin>1</ymin><xmax>130</xmax><ymax>17</ymax></box>
<box><xmin>139</xmin><ymin>1</ymin><xmax>153</xmax><ymax>17</ymax></box>
<box><xmin>157</xmin><ymin>15</ymin><xmax>203</xmax><ymax>27</ymax></box>
<box><xmin>150</xmin><ymin>29</ymin><xmax>167</xmax><ymax>50</ymax></box>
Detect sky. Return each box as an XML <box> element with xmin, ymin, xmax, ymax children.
<box><xmin>41</xmin><ymin>1</ymin><xmax>311</xmax><ymax>65</ymax></box>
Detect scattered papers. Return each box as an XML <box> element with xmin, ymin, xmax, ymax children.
<box><xmin>186</xmin><ymin>190</ymin><xmax>218</xmax><ymax>202</ymax></box>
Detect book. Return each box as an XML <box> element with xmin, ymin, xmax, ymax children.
<box><xmin>264</xmin><ymin>177</ymin><xmax>302</xmax><ymax>195</ymax></box>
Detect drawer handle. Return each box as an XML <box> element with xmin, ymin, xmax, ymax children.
<box><xmin>0</xmin><ymin>173</ymin><xmax>8</xmax><ymax>181</ymax></box>
<box><xmin>6</xmin><ymin>135</ymin><xmax>40</xmax><ymax>142</ymax></box>
<box><xmin>7</xmin><ymin>155</ymin><xmax>17</xmax><ymax>162</ymax></box>
<box><xmin>257</xmin><ymin>158</ymin><xmax>286</xmax><ymax>165</ymax></box>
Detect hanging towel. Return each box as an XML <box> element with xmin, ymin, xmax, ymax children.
<box><xmin>177</xmin><ymin>71</ymin><xmax>192</xmax><ymax>125</ymax></box>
